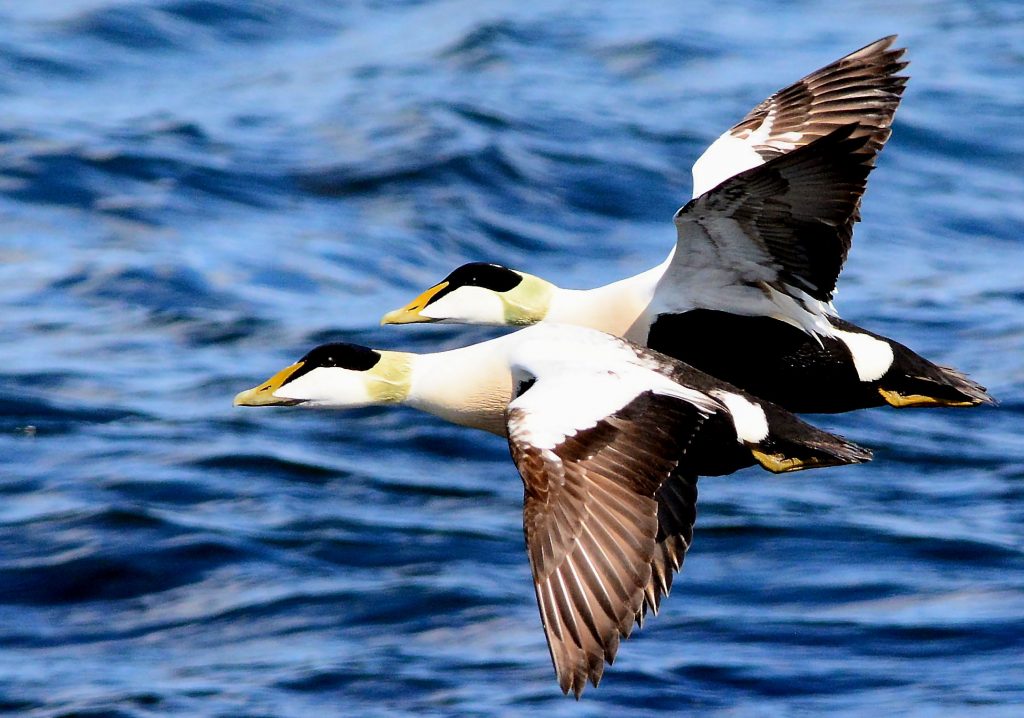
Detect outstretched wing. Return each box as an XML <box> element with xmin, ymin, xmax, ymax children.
<box><xmin>506</xmin><ymin>365</ymin><xmax>718</xmax><ymax>698</ymax></box>
<box><xmin>671</xmin><ymin>124</ymin><xmax>873</xmax><ymax>305</ymax></box>
<box><xmin>643</xmin><ymin>470</ymin><xmax>699</xmax><ymax>620</ymax></box>
<box><xmin>691</xmin><ymin>36</ymin><xmax>907</xmax><ymax>198</ymax></box>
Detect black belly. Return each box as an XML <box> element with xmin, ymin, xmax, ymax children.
<box><xmin>646</xmin><ymin>310</ymin><xmax>887</xmax><ymax>414</ymax></box>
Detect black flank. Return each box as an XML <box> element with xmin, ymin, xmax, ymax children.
<box><xmin>647</xmin><ymin>310</ymin><xmax>885</xmax><ymax>413</ymax></box>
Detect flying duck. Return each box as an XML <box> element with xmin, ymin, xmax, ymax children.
<box><xmin>235</xmin><ymin>324</ymin><xmax>871</xmax><ymax>696</ymax></box>
<box><xmin>380</xmin><ymin>38</ymin><xmax>993</xmax><ymax>412</ymax></box>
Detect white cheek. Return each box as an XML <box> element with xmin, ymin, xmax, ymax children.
<box><xmin>275</xmin><ymin>367</ymin><xmax>372</xmax><ymax>407</ymax></box>
<box><xmin>421</xmin><ymin>286</ymin><xmax>507</xmax><ymax>323</ymax></box>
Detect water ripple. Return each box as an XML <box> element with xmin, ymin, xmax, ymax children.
<box><xmin>2</xmin><ymin>2</ymin><xmax>1023</xmax><ymax>716</ymax></box>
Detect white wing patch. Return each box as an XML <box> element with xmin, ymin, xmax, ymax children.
<box><xmin>691</xmin><ymin>133</ymin><xmax>765</xmax><ymax>199</ymax></box>
<box><xmin>709</xmin><ymin>390</ymin><xmax>769</xmax><ymax>443</ymax></box>
<box><xmin>508</xmin><ymin>335</ymin><xmax>722</xmax><ymax>451</ymax></box>
<box><xmin>830</xmin><ymin>328</ymin><xmax>895</xmax><ymax>382</ymax></box>
<box><xmin>508</xmin><ymin>370</ymin><xmax>644</xmax><ymax>450</ymax></box>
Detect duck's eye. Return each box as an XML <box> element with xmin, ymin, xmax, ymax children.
<box><xmin>444</xmin><ymin>263</ymin><xmax>522</xmax><ymax>293</ymax></box>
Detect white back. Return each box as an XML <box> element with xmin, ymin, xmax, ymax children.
<box><xmin>507</xmin><ymin>325</ymin><xmax>721</xmax><ymax>450</ymax></box>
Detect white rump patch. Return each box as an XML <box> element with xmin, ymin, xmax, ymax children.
<box><xmin>709</xmin><ymin>390</ymin><xmax>770</xmax><ymax>443</ymax></box>
<box><xmin>831</xmin><ymin>329</ymin><xmax>895</xmax><ymax>382</ymax></box>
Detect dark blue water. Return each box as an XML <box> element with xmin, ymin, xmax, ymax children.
<box><xmin>2</xmin><ymin>2</ymin><xmax>1023</xmax><ymax>716</ymax></box>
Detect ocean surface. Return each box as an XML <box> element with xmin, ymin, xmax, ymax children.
<box><xmin>1</xmin><ymin>2</ymin><xmax>1023</xmax><ymax>716</ymax></box>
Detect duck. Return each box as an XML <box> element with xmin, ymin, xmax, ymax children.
<box><xmin>380</xmin><ymin>38</ymin><xmax>993</xmax><ymax>413</ymax></box>
<box><xmin>235</xmin><ymin>323</ymin><xmax>871</xmax><ymax>697</ymax></box>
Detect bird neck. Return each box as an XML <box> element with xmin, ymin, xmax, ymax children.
<box><xmin>404</xmin><ymin>336</ymin><xmax>516</xmax><ymax>436</ymax></box>
<box><xmin>544</xmin><ymin>260</ymin><xmax>668</xmax><ymax>341</ymax></box>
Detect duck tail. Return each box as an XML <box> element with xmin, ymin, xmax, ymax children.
<box><xmin>878</xmin><ymin>343</ymin><xmax>995</xmax><ymax>408</ymax></box>
<box><xmin>751</xmin><ymin>404</ymin><xmax>873</xmax><ymax>473</ymax></box>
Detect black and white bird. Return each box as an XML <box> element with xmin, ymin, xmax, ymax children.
<box><xmin>380</xmin><ymin>37</ymin><xmax>993</xmax><ymax>413</ymax></box>
<box><xmin>235</xmin><ymin>324</ymin><xmax>871</xmax><ymax>697</ymax></box>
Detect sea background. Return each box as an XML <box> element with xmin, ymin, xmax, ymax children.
<box><xmin>1</xmin><ymin>1</ymin><xmax>1022</xmax><ymax>716</ymax></box>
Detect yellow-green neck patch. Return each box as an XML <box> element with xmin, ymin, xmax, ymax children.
<box><xmin>368</xmin><ymin>351</ymin><xmax>414</xmax><ymax>403</ymax></box>
<box><xmin>501</xmin><ymin>273</ymin><xmax>555</xmax><ymax>325</ymax></box>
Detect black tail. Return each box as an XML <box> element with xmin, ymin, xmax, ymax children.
<box><xmin>752</xmin><ymin>404</ymin><xmax>872</xmax><ymax>473</ymax></box>
<box><xmin>823</xmin><ymin>316</ymin><xmax>996</xmax><ymax>409</ymax></box>
<box><xmin>879</xmin><ymin>342</ymin><xmax>995</xmax><ymax>408</ymax></box>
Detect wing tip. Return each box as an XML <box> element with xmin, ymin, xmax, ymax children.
<box><xmin>847</xmin><ymin>34</ymin><xmax>905</xmax><ymax>62</ymax></box>
<box><xmin>556</xmin><ymin>653</ymin><xmax>608</xmax><ymax>700</ymax></box>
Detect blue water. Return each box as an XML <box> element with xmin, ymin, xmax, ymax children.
<box><xmin>2</xmin><ymin>2</ymin><xmax>1023</xmax><ymax>716</ymax></box>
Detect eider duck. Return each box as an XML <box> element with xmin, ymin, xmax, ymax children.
<box><xmin>380</xmin><ymin>39</ymin><xmax>993</xmax><ymax>412</ymax></box>
<box><xmin>235</xmin><ymin>324</ymin><xmax>871</xmax><ymax>696</ymax></box>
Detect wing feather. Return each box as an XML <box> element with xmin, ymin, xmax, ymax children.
<box><xmin>643</xmin><ymin>471</ymin><xmax>699</xmax><ymax>618</ymax></box>
<box><xmin>692</xmin><ymin>36</ymin><xmax>906</xmax><ymax>197</ymax></box>
<box><xmin>508</xmin><ymin>376</ymin><xmax>712</xmax><ymax>697</ymax></box>
<box><xmin>672</xmin><ymin>124</ymin><xmax>874</xmax><ymax>304</ymax></box>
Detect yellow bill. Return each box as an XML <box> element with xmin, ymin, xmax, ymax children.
<box><xmin>234</xmin><ymin>362</ymin><xmax>305</xmax><ymax>406</ymax></box>
<box><xmin>380</xmin><ymin>282</ymin><xmax>448</xmax><ymax>325</ymax></box>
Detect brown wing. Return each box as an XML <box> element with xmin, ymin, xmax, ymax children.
<box><xmin>728</xmin><ymin>35</ymin><xmax>906</xmax><ymax>166</ymax></box>
<box><xmin>690</xmin><ymin>36</ymin><xmax>905</xmax><ymax>213</ymax></box>
<box><xmin>642</xmin><ymin>470</ymin><xmax>699</xmax><ymax>621</ymax></box>
<box><xmin>508</xmin><ymin>391</ymin><xmax>708</xmax><ymax>698</ymax></box>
